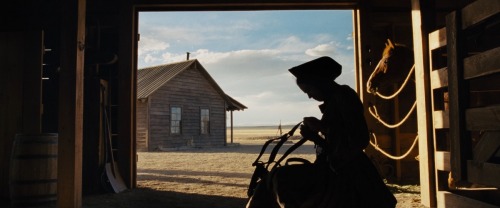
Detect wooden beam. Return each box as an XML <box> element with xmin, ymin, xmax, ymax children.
<box><xmin>428</xmin><ymin>27</ymin><xmax>447</xmax><ymax>51</ymax></box>
<box><xmin>411</xmin><ymin>0</ymin><xmax>436</xmax><ymax>206</ymax></box>
<box><xmin>437</xmin><ymin>191</ymin><xmax>499</xmax><ymax>208</ymax></box>
<box><xmin>461</xmin><ymin>0</ymin><xmax>500</xmax><ymax>30</ymax></box>
<box><xmin>435</xmin><ymin>151</ymin><xmax>451</xmax><ymax>171</ymax></box>
<box><xmin>466</xmin><ymin>106</ymin><xmax>500</xmax><ymax>131</ymax></box>
<box><xmin>472</xmin><ymin>131</ymin><xmax>500</xmax><ymax>163</ymax></box>
<box><xmin>353</xmin><ymin>9</ymin><xmax>363</xmax><ymax>96</ymax></box>
<box><xmin>230</xmin><ymin>111</ymin><xmax>234</xmax><ymax>144</ymax></box>
<box><xmin>57</xmin><ymin>0</ymin><xmax>85</xmax><ymax>207</ymax></box>
<box><xmin>433</xmin><ymin>110</ymin><xmax>449</xmax><ymax>129</ymax></box>
<box><xmin>447</xmin><ymin>10</ymin><xmax>472</xmax><ymax>183</ymax></box>
<box><xmin>468</xmin><ymin>161</ymin><xmax>500</xmax><ymax>188</ymax></box>
<box><xmin>135</xmin><ymin>0</ymin><xmax>358</xmax><ymax>11</ymax></box>
<box><xmin>431</xmin><ymin>67</ymin><xmax>448</xmax><ymax>89</ymax></box>
<box><xmin>463</xmin><ymin>46</ymin><xmax>500</xmax><ymax>80</ymax></box>
<box><xmin>118</xmin><ymin>0</ymin><xmax>137</xmax><ymax>189</ymax></box>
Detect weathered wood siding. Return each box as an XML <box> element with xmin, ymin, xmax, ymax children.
<box><xmin>136</xmin><ymin>100</ymin><xmax>149</xmax><ymax>151</ymax></box>
<box><xmin>148</xmin><ymin>65</ymin><xmax>226</xmax><ymax>149</ymax></box>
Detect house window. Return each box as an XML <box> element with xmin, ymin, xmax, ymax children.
<box><xmin>171</xmin><ymin>107</ymin><xmax>182</xmax><ymax>134</ymax></box>
<box><xmin>200</xmin><ymin>108</ymin><xmax>210</xmax><ymax>134</ymax></box>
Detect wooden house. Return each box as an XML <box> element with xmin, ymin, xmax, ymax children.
<box><xmin>1</xmin><ymin>0</ymin><xmax>499</xmax><ymax>207</ymax></box>
<box><xmin>136</xmin><ymin>59</ymin><xmax>246</xmax><ymax>151</ymax></box>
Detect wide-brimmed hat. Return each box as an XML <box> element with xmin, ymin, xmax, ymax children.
<box><xmin>289</xmin><ymin>56</ymin><xmax>342</xmax><ymax>81</ymax></box>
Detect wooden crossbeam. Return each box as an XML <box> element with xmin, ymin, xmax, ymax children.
<box><xmin>466</xmin><ymin>106</ymin><xmax>500</xmax><ymax>131</ymax></box>
<box><xmin>464</xmin><ymin>46</ymin><xmax>500</xmax><ymax>80</ymax></box>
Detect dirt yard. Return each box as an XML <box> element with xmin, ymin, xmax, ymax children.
<box><xmin>83</xmin><ymin>137</ymin><xmax>425</xmax><ymax>208</ymax></box>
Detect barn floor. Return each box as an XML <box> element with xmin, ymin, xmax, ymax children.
<box><xmin>83</xmin><ymin>140</ymin><xmax>424</xmax><ymax>208</ymax></box>
<box><xmin>1</xmin><ymin>139</ymin><xmax>424</xmax><ymax>207</ymax></box>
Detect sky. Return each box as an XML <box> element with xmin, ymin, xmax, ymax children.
<box><xmin>138</xmin><ymin>10</ymin><xmax>355</xmax><ymax>126</ymax></box>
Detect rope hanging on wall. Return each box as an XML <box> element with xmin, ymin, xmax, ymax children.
<box><xmin>373</xmin><ymin>65</ymin><xmax>415</xmax><ymax>100</ymax></box>
<box><xmin>368</xmin><ymin>101</ymin><xmax>417</xmax><ymax>129</ymax></box>
<box><xmin>369</xmin><ymin>132</ymin><xmax>419</xmax><ymax>160</ymax></box>
<box><xmin>367</xmin><ymin>55</ymin><xmax>418</xmax><ymax>161</ymax></box>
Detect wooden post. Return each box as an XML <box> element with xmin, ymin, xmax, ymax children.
<box><xmin>231</xmin><ymin>110</ymin><xmax>234</xmax><ymax>144</ymax></box>
<box><xmin>411</xmin><ymin>0</ymin><xmax>436</xmax><ymax>207</ymax></box>
<box><xmin>57</xmin><ymin>0</ymin><xmax>85</xmax><ymax>207</ymax></box>
<box><xmin>446</xmin><ymin>10</ymin><xmax>471</xmax><ymax>182</ymax></box>
<box><xmin>118</xmin><ymin>0</ymin><xmax>137</xmax><ymax>188</ymax></box>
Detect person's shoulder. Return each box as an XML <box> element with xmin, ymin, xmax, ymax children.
<box><xmin>338</xmin><ymin>84</ymin><xmax>356</xmax><ymax>93</ymax></box>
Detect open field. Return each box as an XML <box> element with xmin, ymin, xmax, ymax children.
<box><xmin>226</xmin><ymin>125</ymin><xmax>295</xmax><ymax>140</ymax></box>
<box><xmin>81</xmin><ymin>126</ymin><xmax>424</xmax><ymax>207</ymax></box>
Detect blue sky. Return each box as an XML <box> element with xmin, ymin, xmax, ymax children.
<box><xmin>138</xmin><ymin>10</ymin><xmax>354</xmax><ymax>126</ymax></box>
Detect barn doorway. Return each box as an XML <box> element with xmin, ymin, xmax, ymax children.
<box><xmin>134</xmin><ymin>10</ymin><xmax>356</xmax><ymax>207</ymax></box>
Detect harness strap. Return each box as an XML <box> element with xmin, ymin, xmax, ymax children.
<box><xmin>265</xmin><ymin>122</ymin><xmax>302</xmax><ymax>168</ymax></box>
<box><xmin>247</xmin><ymin>122</ymin><xmax>302</xmax><ymax>197</ymax></box>
<box><xmin>247</xmin><ymin>163</ymin><xmax>268</xmax><ymax>197</ymax></box>
<box><xmin>251</xmin><ymin>122</ymin><xmax>302</xmax><ymax>167</ymax></box>
<box><xmin>251</xmin><ymin>135</ymin><xmax>284</xmax><ymax>166</ymax></box>
<box><xmin>272</xmin><ymin>136</ymin><xmax>309</xmax><ymax>169</ymax></box>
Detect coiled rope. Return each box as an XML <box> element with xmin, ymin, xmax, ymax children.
<box><xmin>369</xmin><ymin>132</ymin><xmax>419</xmax><ymax>160</ymax></box>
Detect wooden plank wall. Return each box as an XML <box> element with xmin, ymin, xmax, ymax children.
<box><xmin>136</xmin><ymin>100</ymin><xmax>149</xmax><ymax>151</ymax></box>
<box><xmin>461</xmin><ymin>0</ymin><xmax>500</xmax><ymax>189</ymax></box>
<box><xmin>149</xmin><ymin>66</ymin><xmax>227</xmax><ymax>149</ymax></box>
<box><xmin>428</xmin><ymin>0</ymin><xmax>500</xmax><ymax>207</ymax></box>
<box><xmin>447</xmin><ymin>0</ymin><xmax>500</xmax><ymax>186</ymax></box>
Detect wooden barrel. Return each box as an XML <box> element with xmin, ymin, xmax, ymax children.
<box><xmin>9</xmin><ymin>133</ymin><xmax>58</xmax><ymax>207</ymax></box>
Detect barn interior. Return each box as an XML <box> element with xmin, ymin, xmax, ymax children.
<box><xmin>1</xmin><ymin>0</ymin><xmax>499</xmax><ymax>207</ymax></box>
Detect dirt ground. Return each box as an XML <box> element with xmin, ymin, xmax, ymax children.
<box><xmin>82</xmin><ymin>139</ymin><xmax>425</xmax><ymax>208</ymax></box>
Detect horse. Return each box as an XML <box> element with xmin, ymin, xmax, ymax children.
<box><xmin>364</xmin><ymin>39</ymin><xmax>417</xmax><ymax>180</ymax></box>
<box><xmin>366</xmin><ymin>39</ymin><xmax>415</xmax><ymax>96</ymax></box>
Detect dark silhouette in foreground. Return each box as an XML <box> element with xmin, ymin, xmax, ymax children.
<box><xmin>247</xmin><ymin>56</ymin><xmax>397</xmax><ymax>208</ymax></box>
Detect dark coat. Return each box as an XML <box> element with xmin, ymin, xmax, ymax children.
<box><xmin>316</xmin><ymin>84</ymin><xmax>397</xmax><ymax>208</ymax></box>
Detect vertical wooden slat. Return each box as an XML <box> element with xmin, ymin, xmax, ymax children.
<box><xmin>118</xmin><ymin>0</ymin><xmax>137</xmax><ymax>188</ymax></box>
<box><xmin>411</xmin><ymin>0</ymin><xmax>436</xmax><ymax>206</ymax></box>
<box><xmin>57</xmin><ymin>0</ymin><xmax>85</xmax><ymax>207</ymax></box>
<box><xmin>353</xmin><ymin>9</ymin><xmax>363</xmax><ymax>96</ymax></box>
<box><xmin>446</xmin><ymin>10</ymin><xmax>471</xmax><ymax>183</ymax></box>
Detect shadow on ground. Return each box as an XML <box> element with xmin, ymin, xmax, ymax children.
<box><xmin>83</xmin><ymin>187</ymin><xmax>247</xmax><ymax>208</ymax></box>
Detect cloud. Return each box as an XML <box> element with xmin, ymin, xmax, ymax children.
<box><xmin>305</xmin><ymin>42</ymin><xmax>338</xmax><ymax>56</ymax></box>
<box><xmin>229</xmin><ymin>91</ymin><xmax>323</xmax><ymax>126</ymax></box>
<box><xmin>144</xmin><ymin>54</ymin><xmax>159</xmax><ymax>64</ymax></box>
<box><xmin>138</xmin><ymin>11</ymin><xmax>355</xmax><ymax>126</ymax></box>
<box><xmin>138</xmin><ymin>37</ymin><xmax>170</xmax><ymax>56</ymax></box>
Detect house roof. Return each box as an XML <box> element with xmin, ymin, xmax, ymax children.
<box><xmin>137</xmin><ymin>59</ymin><xmax>247</xmax><ymax>111</ymax></box>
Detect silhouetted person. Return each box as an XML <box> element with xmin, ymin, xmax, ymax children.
<box><xmin>289</xmin><ymin>56</ymin><xmax>397</xmax><ymax>207</ymax></box>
